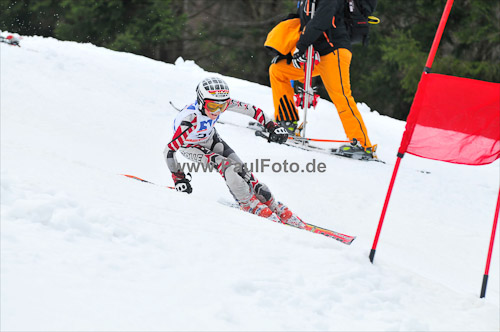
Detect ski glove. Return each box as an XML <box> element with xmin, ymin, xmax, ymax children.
<box><xmin>266</xmin><ymin>122</ymin><xmax>288</xmax><ymax>144</ymax></box>
<box><xmin>291</xmin><ymin>48</ymin><xmax>321</xmax><ymax>69</ymax></box>
<box><xmin>291</xmin><ymin>48</ymin><xmax>307</xmax><ymax>69</ymax></box>
<box><xmin>172</xmin><ymin>171</ymin><xmax>193</xmax><ymax>194</ymax></box>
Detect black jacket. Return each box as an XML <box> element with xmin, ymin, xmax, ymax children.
<box><xmin>296</xmin><ymin>0</ymin><xmax>351</xmax><ymax>55</ymax></box>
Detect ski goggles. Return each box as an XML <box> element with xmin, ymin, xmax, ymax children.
<box><xmin>204</xmin><ymin>99</ymin><xmax>230</xmax><ymax>114</ymax></box>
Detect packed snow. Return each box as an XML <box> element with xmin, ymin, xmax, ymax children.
<box><xmin>1</xmin><ymin>33</ymin><xmax>499</xmax><ymax>331</ymax></box>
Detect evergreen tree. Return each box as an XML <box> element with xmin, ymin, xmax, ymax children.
<box><xmin>1</xmin><ymin>0</ymin><xmax>498</xmax><ymax>120</ymax></box>
<box><xmin>0</xmin><ymin>0</ymin><xmax>63</xmax><ymax>36</ymax></box>
<box><xmin>54</xmin><ymin>0</ymin><xmax>185</xmax><ymax>61</ymax></box>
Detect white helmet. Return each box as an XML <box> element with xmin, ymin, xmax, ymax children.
<box><xmin>196</xmin><ymin>77</ymin><xmax>230</xmax><ymax>112</ymax></box>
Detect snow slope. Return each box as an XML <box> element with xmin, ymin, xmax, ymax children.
<box><xmin>1</xmin><ymin>34</ymin><xmax>499</xmax><ymax>331</ymax></box>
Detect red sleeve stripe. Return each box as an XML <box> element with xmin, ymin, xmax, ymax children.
<box><xmin>168</xmin><ymin>116</ymin><xmax>198</xmax><ymax>151</ymax></box>
<box><xmin>168</xmin><ymin>126</ymin><xmax>196</xmax><ymax>151</ymax></box>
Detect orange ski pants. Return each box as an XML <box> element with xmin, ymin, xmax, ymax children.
<box><xmin>269</xmin><ymin>48</ymin><xmax>372</xmax><ymax>148</ymax></box>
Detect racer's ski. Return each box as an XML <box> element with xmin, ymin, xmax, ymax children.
<box><xmin>218</xmin><ymin>199</ymin><xmax>356</xmax><ymax>245</ymax></box>
<box><xmin>122</xmin><ymin>174</ymin><xmax>354</xmax><ymax>244</ymax></box>
<box><xmin>302</xmin><ymin>223</ymin><xmax>356</xmax><ymax>244</ymax></box>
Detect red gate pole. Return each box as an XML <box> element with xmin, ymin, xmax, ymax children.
<box><xmin>369</xmin><ymin>0</ymin><xmax>454</xmax><ymax>263</ymax></box>
<box><xmin>480</xmin><ymin>186</ymin><xmax>500</xmax><ymax>298</ymax></box>
<box><xmin>424</xmin><ymin>0</ymin><xmax>455</xmax><ymax>73</ymax></box>
<box><xmin>369</xmin><ymin>157</ymin><xmax>403</xmax><ymax>262</ymax></box>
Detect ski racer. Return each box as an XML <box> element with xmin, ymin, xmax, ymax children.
<box><xmin>164</xmin><ymin>77</ymin><xmax>305</xmax><ymax>228</ymax></box>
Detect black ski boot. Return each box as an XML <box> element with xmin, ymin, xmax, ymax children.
<box><xmin>335</xmin><ymin>139</ymin><xmax>376</xmax><ymax>160</ymax></box>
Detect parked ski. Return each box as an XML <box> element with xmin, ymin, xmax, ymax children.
<box><xmin>255</xmin><ymin>130</ymin><xmax>386</xmax><ymax>163</ymax></box>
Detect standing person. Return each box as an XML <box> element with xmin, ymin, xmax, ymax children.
<box><xmin>164</xmin><ymin>77</ymin><xmax>305</xmax><ymax>228</ymax></box>
<box><xmin>268</xmin><ymin>0</ymin><xmax>376</xmax><ymax>159</ymax></box>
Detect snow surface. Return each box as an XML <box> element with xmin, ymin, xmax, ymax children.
<box><xmin>1</xmin><ymin>33</ymin><xmax>499</xmax><ymax>331</ymax></box>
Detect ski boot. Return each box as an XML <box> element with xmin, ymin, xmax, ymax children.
<box><xmin>336</xmin><ymin>139</ymin><xmax>377</xmax><ymax>160</ymax></box>
<box><xmin>266</xmin><ymin>200</ymin><xmax>306</xmax><ymax>229</ymax></box>
<box><xmin>240</xmin><ymin>195</ymin><xmax>280</xmax><ymax>222</ymax></box>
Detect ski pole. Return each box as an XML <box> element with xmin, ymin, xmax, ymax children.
<box><xmin>300</xmin><ymin>0</ymin><xmax>316</xmax><ymax>138</ymax></box>
<box><xmin>121</xmin><ymin>174</ymin><xmax>176</xmax><ymax>190</ymax></box>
